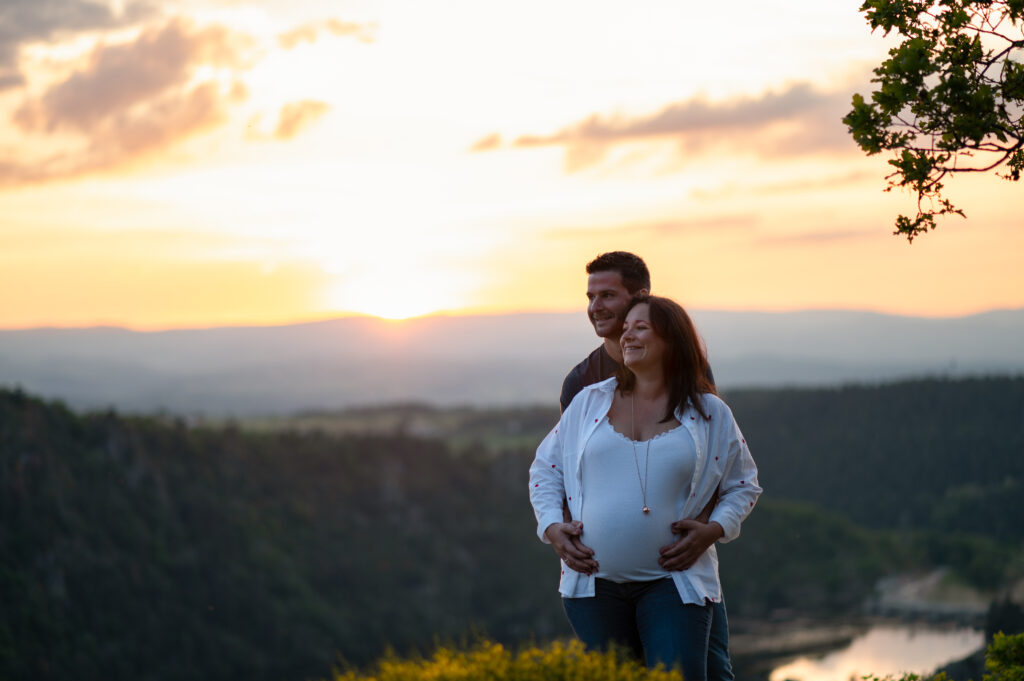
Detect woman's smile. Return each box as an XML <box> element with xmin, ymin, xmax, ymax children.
<box><xmin>622</xmin><ymin>343</ymin><xmax>646</xmax><ymax>360</ymax></box>
<box><xmin>621</xmin><ymin>303</ymin><xmax>665</xmax><ymax>369</ymax></box>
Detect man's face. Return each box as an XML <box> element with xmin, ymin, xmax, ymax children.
<box><xmin>586</xmin><ymin>271</ymin><xmax>634</xmax><ymax>339</ymax></box>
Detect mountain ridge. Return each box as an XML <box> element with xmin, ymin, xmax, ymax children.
<box><xmin>1</xmin><ymin>308</ymin><xmax>1021</xmax><ymax>415</ymax></box>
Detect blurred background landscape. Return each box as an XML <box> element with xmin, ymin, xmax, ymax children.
<box><xmin>3</xmin><ymin>0</ymin><xmax>1024</xmax><ymax>679</ymax></box>
<box><xmin>3</xmin><ymin>370</ymin><xmax>1023</xmax><ymax>680</ymax></box>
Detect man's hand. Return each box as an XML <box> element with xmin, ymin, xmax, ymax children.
<box><xmin>658</xmin><ymin>519</ymin><xmax>724</xmax><ymax>572</ymax></box>
<box><xmin>694</xmin><ymin>489</ymin><xmax>719</xmax><ymax>524</ymax></box>
<box><xmin>544</xmin><ymin>521</ymin><xmax>599</xmax><ymax>575</ymax></box>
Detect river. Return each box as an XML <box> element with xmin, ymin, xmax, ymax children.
<box><xmin>764</xmin><ymin>624</ymin><xmax>983</xmax><ymax>681</ymax></box>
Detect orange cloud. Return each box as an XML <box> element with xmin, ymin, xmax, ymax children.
<box><xmin>6</xmin><ymin>18</ymin><xmax>253</xmax><ymax>185</ymax></box>
<box><xmin>515</xmin><ymin>83</ymin><xmax>844</xmax><ymax>145</ymax></box>
<box><xmin>476</xmin><ymin>82</ymin><xmax>860</xmax><ymax>171</ymax></box>
<box><xmin>277</xmin><ymin>25</ymin><xmax>319</xmax><ymax>50</ymax></box>
<box><xmin>325</xmin><ymin>19</ymin><xmax>378</xmax><ymax>43</ymax></box>
<box><xmin>0</xmin><ymin>0</ymin><xmax>156</xmax><ymax>91</ymax></box>
<box><xmin>469</xmin><ymin>132</ymin><xmax>501</xmax><ymax>152</ymax></box>
<box><xmin>273</xmin><ymin>100</ymin><xmax>329</xmax><ymax>140</ymax></box>
<box><xmin>277</xmin><ymin>18</ymin><xmax>378</xmax><ymax>49</ymax></box>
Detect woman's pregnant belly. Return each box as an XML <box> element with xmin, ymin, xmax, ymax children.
<box><xmin>577</xmin><ymin>421</ymin><xmax>696</xmax><ymax>582</ymax></box>
<box><xmin>580</xmin><ymin>501</ymin><xmax>680</xmax><ymax>582</ymax></box>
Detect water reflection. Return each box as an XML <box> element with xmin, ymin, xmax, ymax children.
<box><xmin>769</xmin><ymin>625</ymin><xmax>983</xmax><ymax>681</ymax></box>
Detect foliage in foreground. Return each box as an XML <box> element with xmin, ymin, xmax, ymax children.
<box><xmin>331</xmin><ymin>633</ymin><xmax>1024</xmax><ymax>681</ymax></box>
<box><xmin>984</xmin><ymin>632</ymin><xmax>1024</xmax><ymax>681</ymax></box>
<box><xmin>844</xmin><ymin>0</ymin><xmax>1024</xmax><ymax>240</ymax></box>
<box><xmin>331</xmin><ymin>639</ymin><xmax>681</xmax><ymax>681</ymax></box>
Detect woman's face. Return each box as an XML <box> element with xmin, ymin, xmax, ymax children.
<box><xmin>621</xmin><ymin>303</ymin><xmax>666</xmax><ymax>372</ymax></box>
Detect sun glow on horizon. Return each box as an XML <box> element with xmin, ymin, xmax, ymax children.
<box><xmin>320</xmin><ymin>256</ymin><xmax>475</xmax><ymax>321</ymax></box>
<box><xmin>333</xmin><ymin>299</ymin><xmax>448</xmax><ymax>322</ymax></box>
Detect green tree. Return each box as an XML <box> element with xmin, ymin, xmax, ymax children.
<box><xmin>844</xmin><ymin>0</ymin><xmax>1024</xmax><ymax>241</ymax></box>
<box><xmin>985</xmin><ymin>632</ymin><xmax>1024</xmax><ymax>681</ymax></box>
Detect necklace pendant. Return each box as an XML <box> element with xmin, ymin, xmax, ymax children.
<box><xmin>642</xmin><ymin>506</ymin><xmax>651</xmax><ymax>514</ymax></box>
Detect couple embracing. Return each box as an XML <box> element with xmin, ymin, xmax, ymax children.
<box><xmin>529</xmin><ymin>251</ymin><xmax>762</xmax><ymax>681</ymax></box>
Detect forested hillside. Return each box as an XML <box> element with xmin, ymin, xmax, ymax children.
<box><xmin>2</xmin><ymin>377</ymin><xmax>1022</xmax><ymax>681</ymax></box>
<box><xmin>726</xmin><ymin>378</ymin><xmax>1024</xmax><ymax>545</ymax></box>
<box><xmin>1</xmin><ymin>389</ymin><xmax>558</xmax><ymax>680</ymax></box>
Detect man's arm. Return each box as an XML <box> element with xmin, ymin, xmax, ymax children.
<box><xmin>694</xmin><ymin>489</ymin><xmax>718</xmax><ymax>523</ymax></box>
<box><xmin>538</xmin><ymin>385</ymin><xmax>599</xmax><ymax>574</ymax></box>
<box><xmin>528</xmin><ymin>426</ymin><xmax>568</xmax><ymax>540</ymax></box>
<box><xmin>558</xmin><ymin>368</ymin><xmax>583</xmax><ymax>519</ymax></box>
<box><xmin>705</xmin><ymin>398</ymin><xmax>761</xmax><ymax>544</ymax></box>
<box><xmin>559</xmin><ymin>367</ymin><xmax>584</xmax><ymax>414</ymax></box>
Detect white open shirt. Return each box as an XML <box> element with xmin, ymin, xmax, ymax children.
<box><xmin>529</xmin><ymin>377</ymin><xmax>762</xmax><ymax>603</ymax></box>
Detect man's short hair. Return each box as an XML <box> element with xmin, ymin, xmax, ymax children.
<box><xmin>585</xmin><ymin>251</ymin><xmax>651</xmax><ymax>294</ymax></box>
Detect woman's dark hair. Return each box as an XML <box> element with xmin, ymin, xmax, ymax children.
<box><xmin>615</xmin><ymin>293</ymin><xmax>716</xmax><ymax>422</ymax></box>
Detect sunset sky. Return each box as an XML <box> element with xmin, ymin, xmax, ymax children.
<box><xmin>2</xmin><ymin>0</ymin><xmax>1023</xmax><ymax>329</ymax></box>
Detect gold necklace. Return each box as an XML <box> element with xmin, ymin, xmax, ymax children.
<box><xmin>631</xmin><ymin>393</ymin><xmax>651</xmax><ymax>514</ymax></box>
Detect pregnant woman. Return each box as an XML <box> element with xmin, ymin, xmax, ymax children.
<box><xmin>529</xmin><ymin>294</ymin><xmax>761</xmax><ymax>680</ymax></box>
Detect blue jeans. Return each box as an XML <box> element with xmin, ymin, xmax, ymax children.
<box><xmin>708</xmin><ymin>598</ymin><xmax>734</xmax><ymax>681</ymax></box>
<box><xmin>563</xmin><ymin>578</ymin><xmax>733</xmax><ymax>681</ymax></box>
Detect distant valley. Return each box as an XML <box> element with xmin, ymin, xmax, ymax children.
<box><xmin>0</xmin><ymin>308</ymin><xmax>1022</xmax><ymax>415</ymax></box>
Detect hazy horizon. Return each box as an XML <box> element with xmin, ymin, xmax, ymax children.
<box><xmin>4</xmin><ymin>303</ymin><xmax>1023</xmax><ymax>334</ymax></box>
<box><xmin>3</xmin><ymin>307</ymin><xmax>1021</xmax><ymax>415</ymax></box>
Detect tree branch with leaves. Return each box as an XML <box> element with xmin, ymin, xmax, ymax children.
<box><xmin>844</xmin><ymin>0</ymin><xmax>1024</xmax><ymax>241</ymax></box>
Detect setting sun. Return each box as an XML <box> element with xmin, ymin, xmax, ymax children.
<box><xmin>323</xmin><ymin>265</ymin><xmax>468</xmax><ymax>321</ymax></box>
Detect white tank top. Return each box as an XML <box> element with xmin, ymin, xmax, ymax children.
<box><xmin>579</xmin><ymin>418</ymin><xmax>697</xmax><ymax>583</ymax></box>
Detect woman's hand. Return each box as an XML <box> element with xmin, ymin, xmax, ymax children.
<box><xmin>544</xmin><ymin>521</ymin><xmax>599</xmax><ymax>575</ymax></box>
<box><xmin>658</xmin><ymin>519</ymin><xmax>724</xmax><ymax>571</ymax></box>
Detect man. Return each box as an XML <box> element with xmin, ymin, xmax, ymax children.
<box><xmin>547</xmin><ymin>250</ymin><xmax>734</xmax><ymax>681</ymax></box>
<box><xmin>559</xmin><ymin>251</ymin><xmax>651</xmax><ymax>413</ymax></box>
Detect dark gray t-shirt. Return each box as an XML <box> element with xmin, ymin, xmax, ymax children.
<box><xmin>559</xmin><ymin>345</ymin><xmax>618</xmax><ymax>413</ymax></box>
<box><xmin>559</xmin><ymin>344</ymin><xmax>715</xmax><ymax>412</ymax></box>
